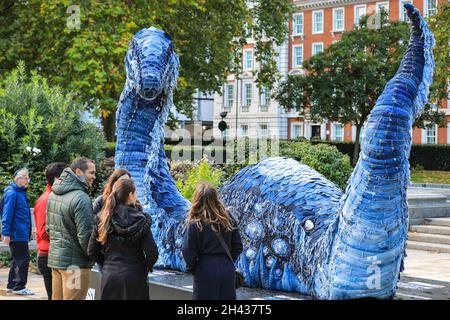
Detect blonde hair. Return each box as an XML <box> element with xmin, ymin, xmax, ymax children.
<box><xmin>186</xmin><ymin>182</ymin><xmax>234</xmax><ymax>232</ymax></box>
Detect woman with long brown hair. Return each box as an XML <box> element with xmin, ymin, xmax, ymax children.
<box><xmin>92</xmin><ymin>168</ymin><xmax>134</xmax><ymax>216</ymax></box>
<box><xmin>182</xmin><ymin>181</ymin><xmax>243</xmax><ymax>300</ymax></box>
<box><xmin>88</xmin><ymin>179</ymin><xmax>158</xmax><ymax>300</ymax></box>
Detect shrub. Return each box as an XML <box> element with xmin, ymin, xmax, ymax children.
<box><xmin>0</xmin><ymin>62</ymin><xmax>107</xmax><ymax>204</ymax></box>
<box><xmin>175</xmin><ymin>158</ymin><xmax>223</xmax><ymax>201</ymax></box>
<box><xmin>280</xmin><ymin>140</ymin><xmax>353</xmax><ymax>189</ymax></box>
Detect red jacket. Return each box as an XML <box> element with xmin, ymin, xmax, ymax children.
<box><xmin>33</xmin><ymin>184</ymin><xmax>51</xmax><ymax>255</ymax></box>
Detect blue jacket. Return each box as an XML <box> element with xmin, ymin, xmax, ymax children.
<box><xmin>1</xmin><ymin>182</ymin><xmax>31</xmax><ymax>242</ymax></box>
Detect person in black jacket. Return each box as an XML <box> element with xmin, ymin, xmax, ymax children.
<box><xmin>88</xmin><ymin>179</ymin><xmax>158</xmax><ymax>300</ymax></box>
<box><xmin>182</xmin><ymin>182</ymin><xmax>243</xmax><ymax>300</ymax></box>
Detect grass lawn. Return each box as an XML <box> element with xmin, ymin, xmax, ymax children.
<box><xmin>410</xmin><ymin>170</ymin><xmax>450</xmax><ymax>185</ymax></box>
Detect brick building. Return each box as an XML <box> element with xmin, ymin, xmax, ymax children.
<box><xmin>212</xmin><ymin>0</ymin><xmax>449</xmax><ymax>144</ymax></box>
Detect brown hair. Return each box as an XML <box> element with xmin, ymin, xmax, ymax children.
<box><xmin>98</xmin><ymin>179</ymin><xmax>136</xmax><ymax>245</ymax></box>
<box><xmin>70</xmin><ymin>157</ymin><xmax>94</xmax><ymax>172</ymax></box>
<box><xmin>186</xmin><ymin>182</ymin><xmax>234</xmax><ymax>233</ymax></box>
<box><xmin>102</xmin><ymin>168</ymin><xmax>131</xmax><ymax>203</ymax></box>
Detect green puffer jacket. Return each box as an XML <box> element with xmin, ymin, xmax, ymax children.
<box><xmin>46</xmin><ymin>168</ymin><xmax>94</xmax><ymax>269</ymax></box>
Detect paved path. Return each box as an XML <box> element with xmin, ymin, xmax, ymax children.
<box><xmin>1</xmin><ymin>249</ymin><xmax>449</xmax><ymax>300</ymax></box>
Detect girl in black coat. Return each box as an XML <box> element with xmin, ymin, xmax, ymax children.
<box><xmin>88</xmin><ymin>179</ymin><xmax>158</xmax><ymax>300</ymax></box>
<box><xmin>182</xmin><ymin>182</ymin><xmax>243</xmax><ymax>300</ymax></box>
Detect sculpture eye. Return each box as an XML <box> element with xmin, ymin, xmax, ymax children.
<box><xmin>304</xmin><ymin>220</ymin><xmax>315</xmax><ymax>232</ymax></box>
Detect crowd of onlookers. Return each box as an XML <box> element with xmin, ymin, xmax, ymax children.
<box><xmin>1</xmin><ymin>157</ymin><xmax>242</xmax><ymax>300</ymax></box>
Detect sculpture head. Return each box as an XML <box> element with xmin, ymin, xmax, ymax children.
<box><xmin>125</xmin><ymin>27</ymin><xmax>179</xmax><ymax>102</ymax></box>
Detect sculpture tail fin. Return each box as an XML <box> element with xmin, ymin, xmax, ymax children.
<box><xmin>317</xmin><ymin>4</ymin><xmax>435</xmax><ymax>299</ymax></box>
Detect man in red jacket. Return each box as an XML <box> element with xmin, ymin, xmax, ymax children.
<box><xmin>33</xmin><ymin>162</ymin><xmax>67</xmax><ymax>300</ymax></box>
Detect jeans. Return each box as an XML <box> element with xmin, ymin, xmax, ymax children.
<box><xmin>37</xmin><ymin>254</ymin><xmax>52</xmax><ymax>300</ymax></box>
<box><xmin>7</xmin><ymin>242</ymin><xmax>29</xmax><ymax>291</ymax></box>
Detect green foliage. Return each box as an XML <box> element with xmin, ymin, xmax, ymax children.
<box><xmin>0</xmin><ymin>63</ymin><xmax>107</xmax><ymax>204</ymax></box>
<box><xmin>313</xmin><ymin>140</ymin><xmax>450</xmax><ymax>172</ymax></box>
<box><xmin>175</xmin><ymin>158</ymin><xmax>223</xmax><ymax>201</ymax></box>
<box><xmin>428</xmin><ymin>3</ymin><xmax>450</xmax><ymax>103</ymax></box>
<box><xmin>280</xmin><ymin>140</ymin><xmax>353</xmax><ymax>189</ymax></box>
<box><xmin>0</xmin><ymin>0</ymin><xmax>291</xmax><ymax>139</ymax></box>
<box><xmin>275</xmin><ymin>10</ymin><xmax>446</xmax><ymax>165</ymax></box>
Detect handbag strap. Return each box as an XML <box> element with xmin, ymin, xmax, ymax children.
<box><xmin>214</xmin><ymin>229</ymin><xmax>234</xmax><ymax>265</ymax></box>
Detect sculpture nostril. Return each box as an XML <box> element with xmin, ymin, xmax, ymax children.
<box><xmin>143</xmin><ymin>88</ymin><xmax>157</xmax><ymax>98</ymax></box>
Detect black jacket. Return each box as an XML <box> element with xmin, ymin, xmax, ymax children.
<box><xmin>182</xmin><ymin>219</ymin><xmax>243</xmax><ymax>300</ymax></box>
<box><xmin>88</xmin><ymin>204</ymin><xmax>158</xmax><ymax>300</ymax></box>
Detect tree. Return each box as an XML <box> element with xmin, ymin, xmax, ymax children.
<box><xmin>0</xmin><ymin>62</ymin><xmax>107</xmax><ymax>202</ymax></box>
<box><xmin>0</xmin><ymin>0</ymin><xmax>291</xmax><ymax>141</ymax></box>
<box><xmin>275</xmin><ymin>10</ymin><xmax>446</xmax><ymax>165</ymax></box>
<box><xmin>427</xmin><ymin>2</ymin><xmax>450</xmax><ymax>105</ymax></box>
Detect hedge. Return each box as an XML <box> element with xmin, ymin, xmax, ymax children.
<box><xmin>309</xmin><ymin>140</ymin><xmax>450</xmax><ymax>171</ymax></box>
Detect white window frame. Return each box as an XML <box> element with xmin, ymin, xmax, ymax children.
<box><xmin>425</xmin><ymin>0</ymin><xmax>438</xmax><ymax>17</ymax></box>
<box><xmin>243</xmin><ymin>49</ymin><xmax>253</xmax><ymax>71</ymax></box>
<box><xmin>293</xmin><ymin>13</ymin><xmax>304</xmax><ymax>36</ymax></box>
<box><xmin>332</xmin><ymin>123</ymin><xmax>344</xmax><ymax>141</ymax></box>
<box><xmin>376</xmin><ymin>2</ymin><xmax>389</xmax><ymax>14</ymax></box>
<box><xmin>291</xmin><ymin>122</ymin><xmax>303</xmax><ymax>139</ymax></box>
<box><xmin>243</xmin><ymin>83</ymin><xmax>252</xmax><ymax>108</ymax></box>
<box><xmin>354</xmin><ymin>5</ymin><xmax>366</xmax><ymax>26</ymax></box>
<box><xmin>332</xmin><ymin>7</ymin><xmax>345</xmax><ymax>32</ymax></box>
<box><xmin>240</xmin><ymin>124</ymin><xmax>249</xmax><ymax>138</ymax></box>
<box><xmin>424</xmin><ymin>124</ymin><xmax>437</xmax><ymax>144</ymax></box>
<box><xmin>312</xmin><ymin>10</ymin><xmax>324</xmax><ymax>34</ymax></box>
<box><xmin>447</xmin><ymin>122</ymin><xmax>450</xmax><ymax>145</ymax></box>
<box><xmin>292</xmin><ymin>44</ymin><xmax>303</xmax><ymax>68</ymax></box>
<box><xmin>399</xmin><ymin>0</ymin><xmax>413</xmax><ymax>22</ymax></box>
<box><xmin>258</xmin><ymin>123</ymin><xmax>269</xmax><ymax>138</ymax></box>
<box><xmin>312</xmin><ymin>42</ymin><xmax>324</xmax><ymax>56</ymax></box>
<box><xmin>260</xmin><ymin>86</ymin><xmax>270</xmax><ymax>109</ymax></box>
<box><xmin>224</xmin><ymin>84</ymin><xmax>234</xmax><ymax>109</ymax></box>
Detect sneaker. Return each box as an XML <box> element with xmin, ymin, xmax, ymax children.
<box><xmin>13</xmin><ymin>288</ymin><xmax>34</xmax><ymax>295</ymax></box>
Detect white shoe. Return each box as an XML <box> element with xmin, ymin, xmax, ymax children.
<box><xmin>13</xmin><ymin>288</ymin><xmax>34</xmax><ymax>295</ymax></box>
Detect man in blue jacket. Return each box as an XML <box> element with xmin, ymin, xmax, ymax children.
<box><xmin>1</xmin><ymin>168</ymin><xmax>34</xmax><ymax>295</ymax></box>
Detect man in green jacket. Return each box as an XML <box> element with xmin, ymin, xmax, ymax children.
<box><xmin>46</xmin><ymin>157</ymin><xmax>96</xmax><ymax>300</ymax></box>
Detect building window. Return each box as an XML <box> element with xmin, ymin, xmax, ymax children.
<box><xmin>425</xmin><ymin>0</ymin><xmax>438</xmax><ymax>17</ymax></box>
<box><xmin>292</xmin><ymin>123</ymin><xmax>303</xmax><ymax>139</ymax></box>
<box><xmin>224</xmin><ymin>84</ymin><xmax>234</xmax><ymax>109</ymax></box>
<box><xmin>312</xmin><ymin>42</ymin><xmax>324</xmax><ymax>56</ymax></box>
<box><xmin>242</xmin><ymin>83</ymin><xmax>252</xmax><ymax>111</ymax></box>
<box><xmin>260</xmin><ymin>86</ymin><xmax>270</xmax><ymax>111</ymax></box>
<box><xmin>240</xmin><ymin>124</ymin><xmax>249</xmax><ymax>137</ymax></box>
<box><xmin>293</xmin><ymin>13</ymin><xmax>304</xmax><ymax>36</ymax></box>
<box><xmin>376</xmin><ymin>2</ymin><xmax>389</xmax><ymax>14</ymax></box>
<box><xmin>399</xmin><ymin>0</ymin><xmax>412</xmax><ymax>22</ymax></box>
<box><xmin>333</xmin><ymin>8</ymin><xmax>345</xmax><ymax>32</ymax></box>
<box><xmin>258</xmin><ymin>124</ymin><xmax>268</xmax><ymax>138</ymax></box>
<box><xmin>426</xmin><ymin>125</ymin><xmax>436</xmax><ymax>144</ymax></box>
<box><xmin>292</xmin><ymin>45</ymin><xmax>303</xmax><ymax>68</ymax></box>
<box><xmin>333</xmin><ymin>124</ymin><xmax>344</xmax><ymax>141</ymax></box>
<box><xmin>312</xmin><ymin>10</ymin><xmax>324</xmax><ymax>34</ymax></box>
<box><xmin>244</xmin><ymin>49</ymin><xmax>253</xmax><ymax>70</ymax></box>
<box><xmin>354</xmin><ymin>5</ymin><xmax>366</xmax><ymax>26</ymax></box>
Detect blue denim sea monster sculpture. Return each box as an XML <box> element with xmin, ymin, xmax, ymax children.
<box><xmin>221</xmin><ymin>4</ymin><xmax>434</xmax><ymax>299</ymax></box>
<box><xmin>115</xmin><ymin>4</ymin><xmax>434</xmax><ymax>299</ymax></box>
<box><xmin>115</xmin><ymin>27</ymin><xmax>190</xmax><ymax>270</ymax></box>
